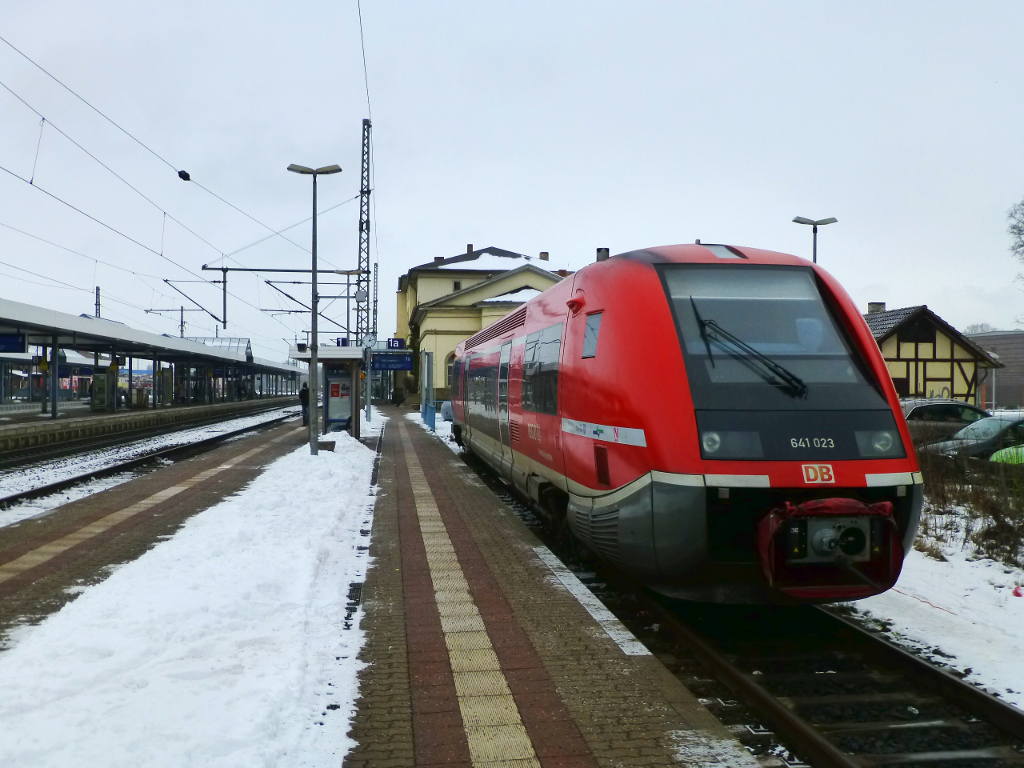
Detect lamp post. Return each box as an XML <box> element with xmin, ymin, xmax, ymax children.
<box><xmin>792</xmin><ymin>216</ymin><xmax>837</xmax><ymax>264</ymax></box>
<box><xmin>288</xmin><ymin>163</ymin><xmax>342</xmax><ymax>455</ymax></box>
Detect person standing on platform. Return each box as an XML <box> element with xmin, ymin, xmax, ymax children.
<box><xmin>299</xmin><ymin>383</ymin><xmax>310</xmax><ymax>425</ymax></box>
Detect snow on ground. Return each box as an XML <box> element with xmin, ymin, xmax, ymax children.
<box><xmin>405</xmin><ymin>407</ymin><xmax>457</xmax><ymax>452</ymax></box>
<box><xmin>850</xmin><ymin>535</ymin><xmax>1024</xmax><ymax>707</ymax></box>
<box><xmin>0</xmin><ymin>405</ymin><xmax>303</xmax><ymax>523</ymax></box>
<box><xmin>0</xmin><ymin>407</ymin><xmax>385</xmax><ymax>768</ymax></box>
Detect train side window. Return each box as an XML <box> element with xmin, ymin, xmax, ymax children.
<box><xmin>522</xmin><ymin>323</ymin><xmax>561</xmax><ymax>414</ymax></box>
<box><xmin>582</xmin><ymin>312</ymin><xmax>603</xmax><ymax>358</ymax></box>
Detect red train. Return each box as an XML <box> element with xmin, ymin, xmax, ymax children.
<box><xmin>451</xmin><ymin>244</ymin><xmax>922</xmax><ymax>603</ymax></box>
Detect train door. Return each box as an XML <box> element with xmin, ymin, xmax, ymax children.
<box><xmin>462</xmin><ymin>354</ymin><xmax>473</xmax><ymax>445</ymax></box>
<box><xmin>498</xmin><ymin>342</ymin><xmax>512</xmax><ymax>473</ymax></box>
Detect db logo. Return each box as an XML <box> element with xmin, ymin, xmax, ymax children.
<box><xmin>801</xmin><ymin>464</ymin><xmax>835</xmax><ymax>484</ymax></box>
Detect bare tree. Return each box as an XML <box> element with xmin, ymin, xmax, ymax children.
<box><xmin>964</xmin><ymin>322</ymin><xmax>995</xmax><ymax>334</ymax></box>
<box><xmin>1010</xmin><ymin>199</ymin><xmax>1024</xmax><ymax>260</ymax></box>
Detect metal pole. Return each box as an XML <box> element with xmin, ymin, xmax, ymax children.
<box><xmin>309</xmin><ymin>173</ymin><xmax>320</xmax><ymax>455</ymax></box>
<box><xmin>365</xmin><ymin>348</ymin><xmax>372</xmax><ymax>424</ymax></box>
<box><xmin>50</xmin><ymin>337</ymin><xmax>58</xmax><ymax>418</ymax></box>
<box><xmin>812</xmin><ymin>224</ymin><xmax>818</xmax><ymax>264</ymax></box>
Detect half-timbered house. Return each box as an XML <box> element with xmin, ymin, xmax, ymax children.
<box><xmin>862</xmin><ymin>303</ymin><xmax>1000</xmax><ymax>404</ymax></box>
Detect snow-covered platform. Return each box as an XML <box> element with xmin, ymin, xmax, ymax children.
<box><xmin>346</xmin><ymin>409</ymin><xmax>752</xmax><ymax>767</ymax></box>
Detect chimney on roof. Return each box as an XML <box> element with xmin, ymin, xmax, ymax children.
<box><xmin>867</xmin><ymin>301</ymin><xmax>886</xmax><ymax>314</ymax></box>
<box><xmin>433</xmin><ymin>256</ymin><xmax>444</xmax><ymax>263</ymax></box>
<box><xmin>539</xmin><ymin>251</ymin><xmax>549</xmax><ymax>261</ymax></box>
<box><xmin>466</xmin><ymin>243</ymin><xmax>473</xmax><ymax>254</ymax></box>
<box><xmin>596</xmin><ymin>247</ymin><xmax>610</xmax><ymax>262</ymax></box>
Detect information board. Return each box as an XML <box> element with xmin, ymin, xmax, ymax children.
<box><xmin>372</xmin><ymin>353</ymin><xmax>413</xmax><ymax>371</ymax></box>
<box><xmin>0</xmin><ymin>334</ymin><xmax>26</xmax><ymax>354</ymax></box>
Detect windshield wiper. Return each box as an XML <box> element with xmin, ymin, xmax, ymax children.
<box><xmin>689</xmin><ymin>298</ymin><xmax>808</xmax><ymax>398</ymax></box>
<box><xmin>689</xmin><ymin>296</ymin><xmax>715</xmax><ymax>367</ymax></box>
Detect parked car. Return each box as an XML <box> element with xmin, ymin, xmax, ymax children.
<box><xmin>900</xmin><ymin>398</ymin><xmax>991</xmax><ymax>443</ymax></box>
<box><xmin>920</xmin><ymin>414</ymin><xmax>1024</xmax><ymax>459</ymax></box>
<box><xmin>989</xmin><ymin>444</ymin><xmax>1024</xmax><ymax>464</ymax></box>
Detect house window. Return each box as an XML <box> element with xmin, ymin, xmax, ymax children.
<box><xmin>453</xmin><ymin>280</ymin><xmax>462</xmax><ymax>291</ymax></box>
<box><xmin>583</xmin><ymin>312</ymin><xmax>603</xmax><ymax>358</ymax></box>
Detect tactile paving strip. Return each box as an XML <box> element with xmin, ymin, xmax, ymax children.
<box><xmin>399</xmin><ymin>422</ymin><xmax>540</xmax><ymax>767</ymax></box>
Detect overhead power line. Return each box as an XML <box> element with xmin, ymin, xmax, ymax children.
<box><xmin>0</xmin><ymin>32</ymin><xmax>347</xmax><ymax>268</ymax></box>
<box><xmin>0</xmin><ymin>162</ymin><xmax>201</xmax><ymax>278</ymax></box>
<box><xmin>0</xmin><ymin>161</ymin><xmax>301</xmax><ymax>339</ymax></box>
<box><xmin>0</xmin><ymin>32</ymin><xmax>360</xmax><ymax>348</ymax></box>
<box><xmin>356</xmin><ymin>0</ymin><xmax>373</xmax><ymax>120</ymax></box>
<box><xmin>0</xmin><ymin>219</ymin><xmax>164</xmax><ymax>280</ymax></box>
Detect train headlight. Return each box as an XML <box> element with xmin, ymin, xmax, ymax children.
<box><xmin>702</xmin><ymin>431</ymin><xmax>722</xmax><ymax>454</ymax></box>
<box><xmin>855</xmin><ymin>429</ymin><xmax>902</xmax><ymax>458</ymax></box>
<box><xmin>699</xmin><ymin>430</ymin><xmax>763</xmax><ymax>458</ymax></box>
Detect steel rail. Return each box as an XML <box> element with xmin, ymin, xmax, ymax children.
<box><xmin>821</xmin><ymin>607</ymin><xmax>1024</xmax><ymax>738</ymax></box>
<box><xmin>644</xmin><ymin>594</ymin><xmax>863</xmax><ymax>768</ymax></box>
<box><xmin>0</xmin><ymin>401</ymin><xmax>293</xmax><ymax>470</ymax></box>
<box><xmin>640</xmin><ymin>591</ymin><xmax>1024</xmax><ymax>767</ymax></box>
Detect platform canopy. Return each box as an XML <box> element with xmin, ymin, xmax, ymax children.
<box><xmin>0</xmin><ymin>296</ymin><xmax>296</xmax><ymax>375</ymax></box>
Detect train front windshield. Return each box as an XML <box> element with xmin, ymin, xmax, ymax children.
<box><xmin>661</xmin><ymin>264</ymin><xmax>904</xmax><ymax>461</ymax></box>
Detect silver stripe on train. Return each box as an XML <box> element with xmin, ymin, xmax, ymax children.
<box><xmin>561</xmin><ymin>418</ymin><xmax>647</xmax><ymax>447</ymax></box>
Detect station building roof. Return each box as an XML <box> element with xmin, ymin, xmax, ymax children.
<box><xmin>0</xmin><ymin>296</ymin><xmax>297</xmax><ymax>375</ymax></box>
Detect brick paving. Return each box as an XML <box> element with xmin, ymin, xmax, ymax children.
<box><xmin>346</xmin><ymin>410</ymin><xmax>749</xmax><ymax>767</ymax></box>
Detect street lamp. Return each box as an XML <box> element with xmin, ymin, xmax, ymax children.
<box><xmin>288</xmin><ymin>163</ymin><xmax>342</xmax><ymax>455</ymax></box>
<box><xmin>792</xmin><ymin>216</ymin><xmax>837</xmax><ymax>264</ymax></box>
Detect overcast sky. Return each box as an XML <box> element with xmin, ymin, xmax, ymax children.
<box><xmin>2</xmin><ymin>1</ymin><xmax>1023</xmax><ymax>362</ymax></box>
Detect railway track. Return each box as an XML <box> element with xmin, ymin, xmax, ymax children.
<box><xmin>0</xmin><ymin>407</ymin><xmax>298</xmax><ymax>511</ymax></box>
<box><xmin>459</xmin><ymin>449</ymin><xmax>1024</xmax><ymax>767</ymax></box>
<box><xmin>0</xmin><ymin>401</ymin><xmax>294</xmax><ymax>470</ymax></box>
<box><xmin>634</xmin><ymin>598</ymin><xmax>1024</xmax><ymax>767</ymax></box>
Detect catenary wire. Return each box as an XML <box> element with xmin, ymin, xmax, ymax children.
<box><xmin>0</xmin><ymin>162</ymin><xmax>314</xmax><ymax>340</ymax></box>
<box><xmin>0</xmin><ymin>33</ymin><xmax>355</xmax><ymax>348</ymax></box>
<box><xmin>0</xmin><ymin>33</ymin><xmax>350</xmax><ymax>268</ymax></box>
<box><xmin>357</xmin><ymin>0</ymin><xmax>373</xmax><ymax>120</ymax></box>
<box><xmin>1</xmin><ymin>75</ymin><xmax>356</xmax><ymax>276</ymax></box>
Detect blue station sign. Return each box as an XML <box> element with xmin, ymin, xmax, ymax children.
<box><xmin>0</xmin><ymin>334</ymin><xmax>26</xmax><ymax>354</ymax></box>
<box><xmin>372</xmin><ymin>352</ymin><xmax>413</xmax><ymax>371</ymax></box>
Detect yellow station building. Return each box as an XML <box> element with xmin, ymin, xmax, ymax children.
<box><xmin>395</xmin><ymin>245</ymin><xmax>572</xmax><ymax>403</ymax></box>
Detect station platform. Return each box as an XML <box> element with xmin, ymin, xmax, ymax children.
<box><xmin>345</xmin><ymin>411</ymin><xmax>754</xmax><ymax>768</ymax></box>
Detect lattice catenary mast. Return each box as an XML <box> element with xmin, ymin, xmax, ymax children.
<box><xmin>356</xmin><ymin>118</ymin><xmax>372</xmax><ymax>343</ymax></box>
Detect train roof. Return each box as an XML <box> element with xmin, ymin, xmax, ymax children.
<box><xmin>616</xmin><ymin>243</ymin><xmax>808</xmax><ymax>266</ymax></box>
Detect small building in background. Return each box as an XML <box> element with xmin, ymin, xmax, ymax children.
<box><xmin>862</xmin><ymin>303</ymin><xmax>1000</xmax><ymax>405</ymax></box>
<box><xmin>966</xmin><ymin>329</ymin><xmax>1024</xmax><ymax>409</ymax></box>
<box><xmin>395</xmin><ymin>245</ymin><xmax>572</xmax><ymax>403</ymax></box>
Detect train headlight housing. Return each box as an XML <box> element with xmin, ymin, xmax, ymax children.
<box><xmin>700</xmin><ymin>430</ymin><xmax>763</xmax><ymax>459</ymax></box>
<box><xmin>702</xmin><ymin>431</ymin><xmax>722</xmax><ymax>454</ymax></box>
<box><xmin>855</xmin><ymin>429</ymin><xmax>903</xmax><ymax>458</ymax></box>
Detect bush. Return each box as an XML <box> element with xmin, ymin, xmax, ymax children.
<box><xmin>917</xmin><ymin>449</ymin><xmax>1024</xmax><ymax>567</ymax></box>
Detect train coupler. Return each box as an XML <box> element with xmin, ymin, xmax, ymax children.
<box><xmin>756</xmin><ymin>497</ymin><xmax>904</xmax><ymax>600</ymax></box>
